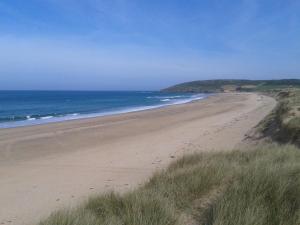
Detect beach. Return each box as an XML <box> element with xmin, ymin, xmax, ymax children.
<box><xmin>0</xmin><ymin>93</ymin><xmax>276</xmax><ymax>225</ymax></box>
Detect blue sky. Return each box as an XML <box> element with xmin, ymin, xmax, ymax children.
<box><xmin>0</xmin><ymin>0</ymin><xmax>299</xmax><ymax>90</ymax></box>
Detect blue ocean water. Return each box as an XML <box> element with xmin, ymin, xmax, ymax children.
<box><xmin>0</xmin><ymin>91</ymin><xmax>208</xmax><ymax>128</ymax></box>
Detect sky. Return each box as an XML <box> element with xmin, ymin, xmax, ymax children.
<box><xmin>0</xmin><ymin>0</ymin><xmax>299</xmax><ymax>90</ymax></box>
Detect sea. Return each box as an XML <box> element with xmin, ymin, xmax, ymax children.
<box><xmin>0</xmin><ymin>91</ymin><xmax>208</xmax><ymax>128</ymax></box>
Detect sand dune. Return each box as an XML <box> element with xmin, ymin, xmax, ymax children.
<box><xmin>0</xmin><ymin>93</ymin><xmax>276</xmax><ymax>225</ymax></box>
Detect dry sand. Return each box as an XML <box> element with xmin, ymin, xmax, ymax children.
<box><xmin>0</xmin><ymin>93</ymin><xmax>276</xmax><ymax>225</ymax></box>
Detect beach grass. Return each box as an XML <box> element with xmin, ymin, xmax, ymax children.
<box><xmin>257</xmin><ymin>88</ymin><xmax>300</xmax><ymax>146</ymax></box>
<box><xmin>39</xmin><ymin>144</ymin><xmax>300</xmax><ymax>225</ymax></box>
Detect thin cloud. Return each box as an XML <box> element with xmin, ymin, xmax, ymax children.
<box><xmin>0</xmin><ymin>0</ymin><xmax>299</xmax><ymax>90</ymax></box>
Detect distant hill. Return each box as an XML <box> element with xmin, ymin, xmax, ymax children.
<box><xmin>161</xmin><ymin>79</ymin><xmax>300</xmax><ymax>93</ymax></box>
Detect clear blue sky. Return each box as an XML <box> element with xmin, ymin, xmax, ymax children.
<box><xmin>0</xmin><ymin>0</ymin><xmax>299</xmax><ymax>90</ymax></box>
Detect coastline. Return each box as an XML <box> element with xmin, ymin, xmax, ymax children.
<box><xmin>0</xmin><ymin>93</ymin><xmax>276</xmax><ymax>225</ymax></box>
<box><xmin>0</xmin><ymin>93</ymin><xmax>207</xmax><ymax>129</ymax></box>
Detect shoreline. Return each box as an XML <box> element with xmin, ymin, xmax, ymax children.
<box><xmin>0</xmin><ymin>94</ymin><xmax>207</xmax><ymax>129</ymax></box>
<box><xmin>0</xmin><ymin>93</ymin><xmax>276</xmax><ymax>225</ymax></box>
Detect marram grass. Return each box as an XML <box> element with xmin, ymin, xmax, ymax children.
<box><xmin>39</xmin><ymin>144</ymin><xmax>300</xmax><ymax>225</ymax></box>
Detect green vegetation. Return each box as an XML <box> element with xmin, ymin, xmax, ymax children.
<box><xmin>39</xmin><ymin>144</ymin><xmax>300</xmax><ymax>225</ymax></box>
<box><xmin>258</xmin><ymin>88</ymin><xmax>300</xmax><ymax>146</ymax></box>
<box><xmin>161</xmin><ymin>79</ymin><xmax>300</xmax><ymax>93</ymax></box>
<box><xmin>38</xmin><ymin>84</ymin><xmax>300</xmax><ymax>225</ymax></box>
<box><xmin>164</xmin><ymin>78</ymin><xmax>300</xmax><ymax>145</ymax></box>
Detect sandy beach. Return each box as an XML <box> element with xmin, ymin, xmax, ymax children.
<box><xmin>0</xmin><ymin>93</ymin><xmax>276</xmax><ymax>225</ymax></box>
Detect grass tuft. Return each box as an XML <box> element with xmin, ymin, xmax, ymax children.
<box><xmin>257</xmin><ymin>89</ymin><xmax>300</xmax><ymax>146</ymax></box>
<box><xmin>39</xmin><ymin>144</ymin><xmax>300</xmax><ymax>225</ymax></box>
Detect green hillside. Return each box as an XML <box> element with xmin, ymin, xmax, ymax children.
<box><xmin>257</xmin><ymin>88</ymin><xmax>300</xmax><ymax>146</ymax></box>
<box><xmin>161</xmin><ymin>79</ymin><xmax>300</xmax><ymax>93</ymax></box>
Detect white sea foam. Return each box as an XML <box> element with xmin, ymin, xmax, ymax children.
<box><xmin>0</xmin><ymin>94</ymin><xmax>209</xmax><ymax>129</ymax></box>
<box><xmin>147</xmin><ymin>95</ymin><xmax>184</xmax><ymax>99</ymax></box>
<box><xmin>70</xmin><ymin>113</ymin><xmax>79</xmax><ymax>116</ymax></box>
<box><xmin>41</xmin><ymin>116</ymin><xmax>54</xmax><ymax>120</ymax></box>
<box><xmin>161</xmin><ymin>99</ymin><xmax>171</xmax><ymax>102</ymax></box>
<box><xmin>26</xmin><ymin>115</ymin><xmax>36</xmax><ymax>121</ymax></box>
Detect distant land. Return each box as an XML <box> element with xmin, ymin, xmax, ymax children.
<box><xmin>161</xmin><ymin>79</ymin><xmax>300</xmax><ymax>93</ymax></box>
